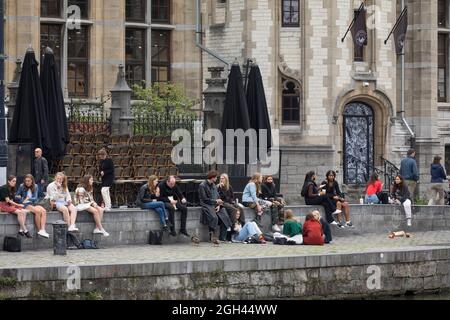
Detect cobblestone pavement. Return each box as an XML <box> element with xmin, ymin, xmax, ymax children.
<box><xmin>1</xmin><ymin>231</ymin><xmax>450</xmax><ymax>269</ymax></box>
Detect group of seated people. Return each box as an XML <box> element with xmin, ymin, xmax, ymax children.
<box><xmin>364</xmin><ymin>173</ymin><xmax>413</xmax><ymax>226</ymax></box>
<box><xmin>0</xmin><ymin>172</ymin><xmax>109</xmax><ymax>239</ymax></box>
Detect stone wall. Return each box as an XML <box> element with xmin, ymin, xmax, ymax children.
<box><xmin>1</xmin><ymin>248</ymin><xmax>449</xmax><ymax>300</ymax></box>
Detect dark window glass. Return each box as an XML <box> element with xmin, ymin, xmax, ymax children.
<box><xmin>282</xmin><ymin>80</ymin><xmax>300</xmax><ymax>125</ymax></box>
<box><xmin>126</xmin><ymin>0</ymin><xmax>146</xmax><ymax>22</ymax></box>
<box><xmin>41</xmin><ymin>0</ymin><xmax>62</xmax><ymax>18</ymax></box>
<box><xmin>353</xmin><ymin>10</ymin><xmax>364</xmax><ymax>62</ymax></box>
<box><xmin>152</xmin><ymin>0</ymin><xmax>170</xmax><ymax>23</ymax></box>
<box><xmin>151</xmin><ymin>30</ymin><xmax>171</xmax><ymax>84</ymax></box>
<box><xmin>282</xmin><ymin>0</ymin><xmax>299</xmax><ymax>27</ymax></box>
<box><xmin>439</xmin><ymin>0</ymin><xmax>448</xmax><ymax>28</ymax></box>
<box><xmin>68</xmin><ymin>26</ymin><xmax>89</xmax><ymax>97</ymax></box>
<box><xmin>68</xmin><ymin>0</ymin><xmax>89</xmax><ymax>19</ymax></box>
<box><xmin>126</xmin><ymin>28</ymin><xmax>146</xmax><ymax>88</ymax></box>
<box><xmin>40</xmin><ymin>24</ymin><xmax>63</xmax><ymax>74</ymax></box>
<box><xmin>438</xmin><ymin>33</ymin><xmax>448</xmax><ymax>102</ymax></box>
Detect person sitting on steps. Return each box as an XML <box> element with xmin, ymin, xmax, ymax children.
<box><xmin>261</xmin><ymin>175</ymin><xmax>285</xmax><ymax>230</ymax></box>
<box><xmin>390</xmin><ymin>175</ymin><xmax>413</xmax><ymax>227</ymax></box>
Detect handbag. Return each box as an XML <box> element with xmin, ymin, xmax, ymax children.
<box><xmin>81</xmin><ymin>239</ymin><xmax>98</xmax><ymax>249</ymax></box>
<box><xmin>3</xmin><ymin>236</ymin><xmax>22</xmax><ymax>252</ymax></box>
<box><xmin>377</xmin><ymin>191</ymin><xmax>389</xmax><ymax>205</ymax></box>
<box><xmin>149</xmin><ymin>230</ymin><xmax>163</xmax><ymax>245</ymax></box>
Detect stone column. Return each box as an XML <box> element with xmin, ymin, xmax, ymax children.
<box><xmin>110</xmin><ymin>64</ymin><xmax>134</xmax><ymax>136</ymax></box>
<box><xmin>203</xmin><ymin>67</ymin><xmax>227</xmax><ymax>130</ymax></box>
<box><xmin>6</xmin><ymin>58</ymin><xmax>22</xmax><ymax>131</ymax></box>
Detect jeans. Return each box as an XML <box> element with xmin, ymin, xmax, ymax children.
<box><xmin>365</xmin><ymin>194</ymin><xmax>380</xmax><ymax>204</ymax></box>
<box><xmin>232</xmin><ymin>222</ymin><xmax>262</xmax><ymax>242</ymax></box>
<box><xmin>141</xmin><ymin>201</ymin><xmax>168</xmax><ymax>227</ymax></box>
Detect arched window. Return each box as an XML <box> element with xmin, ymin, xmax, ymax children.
<box><xmin>282</xmin><ymin>79</ymin><xmax>300</xmax><ymax>125</ymax></box>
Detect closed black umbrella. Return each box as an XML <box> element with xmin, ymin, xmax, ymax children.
<box><xmin>9</xmin><ymin>48</ymin><xmax>51</xmax><ymax>156</ymax></box>
<box><xmin>246</xmin><ymin>63</ymin><xmax>272</xmax><ymax>157</ymax></box>
<box><xmin>41</xmin><ymin>47</ymin><xmax>69</xmax><ymax>163</ymax></box>
<box><xmin>221</xmin><ymin>63</ymin><xmax>251</xmax><ymax>167</ymax></box>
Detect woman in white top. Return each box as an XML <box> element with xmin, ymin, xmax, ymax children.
<box><xmin>46</xmin><ymin>172</ymin><xmax>78</xmax><ymax>232</ymax></box>
<box><xmin>75</xmin><ymin>175</ymin><xmax>109</xmax><ymax>236</ymax></box>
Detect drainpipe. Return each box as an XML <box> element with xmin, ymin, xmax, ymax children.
<box><xmin>400</xmin><ymin>0</ymin><xmax>415</xmax><ymax>146</ymax></box>
<box><xmin>195</xmin><ymin>0</ymin><xmax>231</xmax><ymax>68</ymax></box>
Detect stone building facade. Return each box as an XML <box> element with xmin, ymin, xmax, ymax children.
<box><xmin>201</xmin><ymin>0</ymin><xmax>447</xmax><ymax>202</ymax></box>
<box><xmin>3</xmin><ymin>0</ymin><xmax>202</xmax><ymax>103</ymax></box>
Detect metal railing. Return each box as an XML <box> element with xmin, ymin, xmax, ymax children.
<box><xmin>66</xmin><ymin>98</ymin><xmax>111</xmax><ymax>134</ymax></box>
<box><xmin>133</xmin><ymin>111</ymin><xmax>203</xmax><ymax>137</ymax></box>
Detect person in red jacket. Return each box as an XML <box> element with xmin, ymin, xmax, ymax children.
<box><xmin>302</xmin><ymin>211</ymin><xmax>325</xmax><ymax>246</ymax></box>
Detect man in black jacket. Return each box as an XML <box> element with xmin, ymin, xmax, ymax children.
<box><xmin>33</xmin><ymin>148</ymin><xmax>49</xmax><ymax>198</ymax></box>
<box><xmin>158</xmin><ymin>176</ymin><xmax>189</xmax><ymax>237</ymax></box>
<box><xmin>199</xmin><ymin>171</ymin><xmax>232</xmax><ymax>243</ymax></box>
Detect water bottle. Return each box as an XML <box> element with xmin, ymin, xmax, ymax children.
<box><xmin>359</xmin><ymin>196</ymin><xmax>364</xmax><ymax>205</ymax></box>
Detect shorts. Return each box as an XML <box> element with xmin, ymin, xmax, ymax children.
<box><xmin>56</xmin><ymin>201</ymin><xmax>69</xmax><ymax>210</ymax></box>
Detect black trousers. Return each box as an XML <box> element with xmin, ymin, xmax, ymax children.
<box><xmin>164</xmin><ymin>202</ymin><xmax>187</xmax><ymax>231</ymax></box>
<box><xmin>320</xmin><ymin>218</ymin><xmax>332</xmax><ymax>243</ymax></box>
<box><xmin>305</xmin><ymin>196</ymin><xmax>336</xmax><ymax>224</ymax></box>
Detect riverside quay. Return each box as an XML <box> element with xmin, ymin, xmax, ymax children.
<box><xmin>0</xmin><ymin>0</ymin><xmax>450</xmax><ymax>302</ymax></box>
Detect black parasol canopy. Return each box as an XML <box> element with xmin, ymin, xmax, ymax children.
<box><xmin>246</xmin><ymin>63</ymin><xmax>272</xmax><ymax>156</ymax></box>
<box><xmin>221</xmin><ymin>63</ymin><xmax>251</xmax><ymax>166</ymax></box>
<box><xmin>41</xmin><ymin>47</ymin><xmax>69</xmax><ymax>162</ymax></box>
<box><xmin>9</xmin><ymin>48</ymin><xmax>51</xmax><ymax>155</ymax></box>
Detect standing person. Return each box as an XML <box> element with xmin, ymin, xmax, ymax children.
<box><xmin>46</xmin><ymin>172</ymin><xmax>78</xmax><ymax>232</ymax></box>
<box><xmin>390</xmin><ymin>175</ymin><xmax>413</xmax><ymax>227</ymax></box>
<box><xmin>199</xmin><ymin>171</ymin><xmax>232</xmax><ymax>243</ymax></box>
<box><xmin>75</xmin><ymin>175</ymin><xmax>109</xmax><ymax>236</ymax></box>
<box><xmin>242</xmin><ymin>172</ymin><xmax>275</xmax><ymax>230</ymax></box>
<box><xmin>364</xmin><ymin>173</ymin><xmax>383</xmax><ymax>204</ymax></box>
<box><xmin>261</xmin><ymin>175</ymin><xmax>285</xmax><ymax>228</ymax></box>
<box><xmin>33</xmin><ymin>148</ymin><xmax>49</xmax><ymax>198</ymax></box>
<box><xmin>321</xmin><ymin>170</ymin><xmax>353</xmax><ymax>227</ymax></box>
<box><xmin>428</xmin><ymin>156</ymin><xmax>447</xmax><ymax>205</ymax></box>
<box><xmin>0</xmin><ymin>176</ymin><xmax>32</xmax><ymax>237</ymax></box>
<box><xmin>301</xmin><ymin>171</ymin><xmax>340</xmax><ymax>225</ymax></box>
<box><xmin>98</xmin><ymin>148</ymin><xmax>114</xmax><ymax>211</ymax></box>
<box><xmin>136</xmin><ymin>175</ymin><xmax>170</xmax><ymax>231</ymax></box>
<box><xmin>15</xmin><ymin>174</ymin><xmax>49</xmax><ymax>238</ymax></box>
<box><xmin>218</xmin><ymin>173</ymin><xmax>245</xmax><ymax>226</ymax></box>
<box><xmin>399</xmin><ymin>149</ymin><xmax>419</xmax><ymax>201</ymax></box>
<box><xmin>158</xmin><ymin>175</ymin><xmax>189</xmax><ymax>237</ymax></box>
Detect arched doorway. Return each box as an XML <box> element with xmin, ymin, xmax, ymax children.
<box><xmin>343</xmin><ymin>102</ymin><xmax>374</xmax><ymax>185</ymax></box>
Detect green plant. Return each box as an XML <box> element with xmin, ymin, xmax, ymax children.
<box><xmin>86</xmin><ymin>290</ymin><xmax>103</xmax><ymax>300</ymax></box>
<box><xmin>0</xmin><ymin>277</ymin><xmax>17</xmax><ymax>288</ymax></box>
<box><xmin>132</xmin><ymin>82</ymin><xmax>194</xmax><ymax>116</ymax></box>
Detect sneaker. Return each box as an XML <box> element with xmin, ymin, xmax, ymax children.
<box><xmin>337</xmin><ymin>223</ymin><xmax>346</xmax><ymax>229</ymax></box>
<box><xmin>18</xmin><ymin>230</ymin><xmax>25</xmax><ymax>237</ymax></box>
<box><xmin>38</xmin><ymin>230</ymin><xmax>50</xmax><ymax>239</ymax></box>
<box><xmin>169</xmin><ymin>229</ymin><xmax>177</xmax><ymax>237</ymax></box>
<box><xmin>332</xmin><ymin>209</ymin><xmax>342</xmax><ymax>215</ymax></box>
<box><xmin>68</xmin><ymin>225</ymin><xmax>79</xmax><ymax>232</ymax></box>
<box><xmin>272</xmin><ymin>224</ymin><xmax>281</xmax><ymax>233</ymax></box>
<box><xmin>24</xmin><ymin>230</ymin><xmax>33</xmax><ymax>238</ymax></box>
<box><xmin>101</xmin><ymin>229</ymin><xmax>110</xmax><ymax>237</ymax></box>
<box><xmin>346</xmin><ymin>221</ymin><xmax>354</xmax><ymax>228</ymax></box>
<box><xmin>407</xmin><ymin>219</ymin><xmax>412</xmax><ymax>227</ymax></box>
<box><xmin>258</xmin><ymin>234</ymin><xmax>267</xmax><ymax>244</ymax></box>
<box><xmin>93</xmin><ymin>228</ymin><xmax>103</xmax><ymax>234</ymax></box>
<box><xmin>330</xmin><ymin>221</ymin><xmax>339</xmax><ymax>226</ymax></box>
<box><xmin>162</xmin><ymin>225</ymin><xmax>169</xmax><ymax>232</ymax></box>
<box><xmin>179</xmin><ymin>230</ymin><xmax>190</xmax><ymax>237</ymax></box>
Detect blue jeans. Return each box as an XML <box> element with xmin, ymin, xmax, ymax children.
<box><xmin>141</xmin><ymin>201</ymin><xmax>168</xmax><ymax>227</ymax></box>
<box><xmin>365</xmin><ymin>194</ymin><xmax>380</xmax><ymax>204</ymax></box>
<box><xmin>233</xmin><ymin>222</ymin><xmax>261</xmax><ymax>242</ymax></box>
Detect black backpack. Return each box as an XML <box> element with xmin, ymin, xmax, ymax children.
<box><xmin>149</xmin><ymin>231</ymin><xmax>163</xmax><ymax>245</ymax></box>
<box><xmin>67</xmin><ymin>233</ymin><xmax>82</xmax><ymax>250</ymax></box>
<box><xmin>3</xmin><ymin>236</ymin><xmax>22</xmax><ymax>252</ymax></box>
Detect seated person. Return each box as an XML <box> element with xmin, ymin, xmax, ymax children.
<box><xmin>136</xmin><ymin>175</ymin><xmax>170</xmax><ymax>231</ymax></box>
<box><xmin>390</xmin><ymin>175</ymin><xmax>413</xmax><ymax>227</ymax></box>
<box><xmin>242</xmin><ymin>172</ymin><xmax>274</xmax><ymax>229</ymax></box>
<box><xmin>321</xmin><ymin>170</ymin><xmax>353</xmax><ymax>228</ymax></box>
<box><xmin>199</xmin><ymin>171</ymin><xmax>232</xmax><ymax>243</ymax></box>
<box><xmin>302</xmin><ymin>211</ymin><xmax>326</xmax><ymax>246</ymax></box>
<box><xmin>261</xmin><ymin>175</ymin><xmax>284</xmax><ymax>230</ymax></box>
<box><xmin>15</xmin><ymin>174</ymin><xmax>50</xmax><ymax>238</ymax></box>
<box><xmin>218</xmin><ymin>173</ymin><xmax>245</xmax><ymax>226</ymax></box>
<box><xmin>273</xmin><ymin>210</ymin><xmax>303</xmax><ymax>245</ymax></box>
<box><xmin>230</xmin><ymin>210</ymin><xmax>266</xmax><ymax>244</ymax></box>
<box><xmin>75</xmin><ymin>175</ymin><xmax>109</xmax><ymax>237</ymax></box>
<box><xmin>365</xmin><ymin>173</ymin><xmax>383</xmax><ymax>204</ymax></box>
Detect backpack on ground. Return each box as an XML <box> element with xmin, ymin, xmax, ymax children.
<box><xmin>66</xmin><ymin>233</ymin><xmax>82</xmax><ymax>250</ymax></box>
<box><xmin>81</xmin><ymin>239</ymin><xmax>98</xmax><ymax>249</ymax></box>
<box><xmin>3</xmin><ymin>236</ymin><xmax>22</xmax><ymax>252</ymax></box>
<box><xmin>149</xmin><ymin>230</ymin><xmax>163</xmax><ymax>245</ymax></box>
